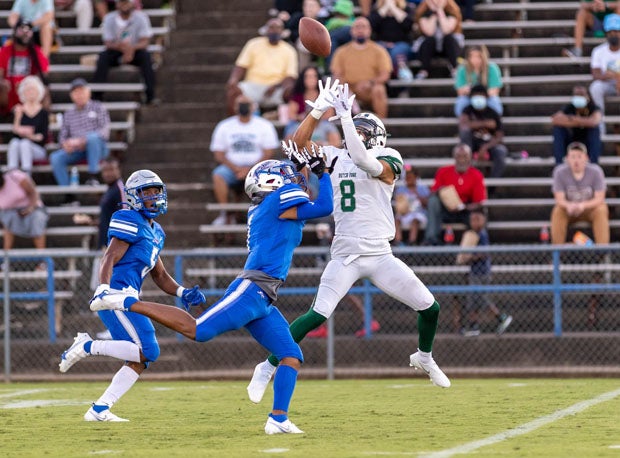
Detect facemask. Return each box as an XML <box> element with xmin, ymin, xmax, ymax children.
<box><xmin>608</xmin><ymin>35</ymin><xmax>620</xmax><ymax>47</ymax></box>
<box><xmin>572</xmin><ymin>96</ymin><xmax>587</xmax><ymax>109</ymax></box>
<box><xmin>267</xmin><ymin>33</ymin><xmax>280</xmax><ymax>44</ymax></box>
<box><xmin>470</xmin><ymin>95</ymin><xmax>487</xmax><ymax>110</ymax></box>
<box><xmin>238</xmin><ymin>103</ymin><xmax>251</xmax><ymax>116</ymax></box>
<box><xmin>355</xmin><ymin>37</ymin><xmax>367</xmax><ymax>44</ymax></box>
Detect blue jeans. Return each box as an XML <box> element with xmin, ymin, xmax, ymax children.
<box><xmin>552</xmin><ymin>125</ymin><xmax>601</xmax><ymax>164</ymax></box>
<box><xmin>377</xmin><ymin>41</ymin><xmax>414</xmax><ymax>69</ymax></box>
<box><xmin>455</xmin><ymin>95</ymin><xmax>503</xmax><ymax>116</ymax></box>
<box><xmin>50</xmin><ymin>132</ymin><xmax>109</xmax><ymax>185</ymax></box>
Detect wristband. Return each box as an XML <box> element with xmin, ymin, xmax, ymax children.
<box><xmin>310</xmin><ymin>108</ymin><xmax>323</xmax><ymax>120</ymax></box>
<box><xmin>176</xmin><ymin>286</ymin><xmax>186</xmax><ymax>298</ymax></box>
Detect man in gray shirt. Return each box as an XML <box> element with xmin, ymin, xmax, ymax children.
<box><xmin>551</xmin><ymin>141</ymin><xmax>609</xmax><ymax>244</ymax></box>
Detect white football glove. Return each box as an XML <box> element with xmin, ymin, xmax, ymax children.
<box><xmin>327</xmin><ymin>83</ymin><xmax>356</xmax><ymax>122</ymax></box>
<box><xmin>281</xmin><ymin>139</ymin><xmax>307</xmax><ymax>171</ymax></box>
<box><xmin>306</xmin><ymin>77</ymin><xmax>340</xmax><ymax>118</ymax></box>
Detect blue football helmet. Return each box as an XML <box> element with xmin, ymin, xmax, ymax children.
<box><xmin>244</xmin><ymin>159</ymin><xmax>306</xmax><ymax>198</ymax></box>
<box><xmin>125</xmin><ymin>169</ymin><xmax>168</xmax><ymax>218</ymax></box>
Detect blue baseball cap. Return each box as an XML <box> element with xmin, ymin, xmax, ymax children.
<box><xmin>604</xmin><ymin>14</ymin><xmax>620</xmax><ymax>32</ymax></box>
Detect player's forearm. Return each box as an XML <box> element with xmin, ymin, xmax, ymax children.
<box><xmin>296</xmin><ymin>173</ymin><xmax>334</xmax><ymax>219</ymax></box>
<box><xmin>292</xmin><ymin>114</ymin><xmax>320</xmax><ymax>150</ymax></box>
<box><xmin>341</xmin><ymin>118</ymin><xmax>383</xmax><ymax>176</ymax></box>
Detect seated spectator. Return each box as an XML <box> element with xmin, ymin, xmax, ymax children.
<box><xmin>54</xmin><ymin>0</ymin><xmax>94</xmax><ymax>31</ymax></box>
<box><xmin>7</xmin><ymin>76</ymin><xmax>49</xmax><ymax>174</ymax></box>
<box><xmin>551</xmin><ymin>85</ymin><xmax>602</xmax><ymax>164</ymax></box>
<box><xmin>330</xmin><ymin>16</ymin><xmax>392</xmax><ymax>118</ymax></box>
<box><xmin>422</xmin><ymin>143</ymin><xmax>486</xmax><ymax>245</ymax></box>
<box><xmin>49</xmin><ymin>78</ymin><xmax>110</xmax><ymax>196</ymax></box>
<box><xmin>563</xmin><ymin>0</ymin><xmax>620</xmax><ymax>59</ymax></box>
<box><xmin>588</xmin><ymin>13</ymin><xmax>620</xmax><ymax>136</ymax></box>
<box><xmin>458</xmin><ymin>84</ymin><xmax>508</xmax><ymax>180</ymax></box>
<box><xmin>412</xmin><ymin>0</ymin><xmax>463</xmax><ymax>80</ymax></box>
<box><xmin>456</xmin><ymin>0</ymin><xmax>476</xmax><ymax>22</ymax></box>
<box><xmin>0</xmin><ymin>167</ymin><xmax>47</xmax><ymax>251</ymax></box>
<box><xmin>393</xmin><ymin>164</ymin><xmax>429</xmax><ymax>245</ymax></box>
<box><xmin>324</xmin><ymin>0</ymin><xmax>355</xmax><ymax>67</ymax></box>
<box><xmin>210</xmin><ymin>95</ymin><xmax>279</xmax><ymax>226</ymax></box>
<box><xmin>8</xmin><ymin>0</ymin><xmax>54</xmax><ymax>57</ymax></box>
<box><xmin>454</xmin><ymin>44</ymin><xmax>503</xmax><ymax>116</ymax></box>
<box><xmin>93</xmin><ymin>0</ymin><xmax>156</xmax><ymax>105</ymax></box>
<box><xmin>0</xmin><ymin>18</ymin><xmax>49</xmax><ymax>121</ymax></box>
<box><xmin>226</xmin><ymin>18</ymin><xmax>298</xmax><ymax>116</ymax></box>
<box><xmin>94</xmin><ymin>0</ymin><xmax>141</xmax><ymax>24</ymax></box>
<box><xmin>283</xmin><ymin>66</ymin><xmax>341</xmax><ymax>146</ymax></box>
<box><xmin>369</xmin><ymin>0</ymin><xmax>415</xmax><ymax>81</ymax></box>
<box><xmin>551</xmin><ymin>141</ymin><xmax>609</xmax><ymax>245</ymax></box>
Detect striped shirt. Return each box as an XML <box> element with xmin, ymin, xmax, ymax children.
<box><xmin>58</xmin><ymin>100</ymin><xmax>110</xmax><ymax>144</ymax></box>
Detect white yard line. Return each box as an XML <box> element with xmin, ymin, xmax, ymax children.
<box><xmin>420</xmin><ymin>388</ymin><xmax>620</xmax><ymax>458</ymax></box>
<box><xmin>0</xmin><ymin>389</ymin><xmax>47</xmax><ymax>399</ymax></box>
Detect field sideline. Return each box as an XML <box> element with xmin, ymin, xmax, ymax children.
<box><xmin>1</xmin><ymin>379</ymin><xmax>619</xmax><ymax>457</ymax></box>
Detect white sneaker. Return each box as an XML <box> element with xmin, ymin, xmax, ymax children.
<box><xmin>409</xmin><ymin>351</ymin><xmax>451</xmax><ymax>388</ymax></box>
<box><xmin>247</xmin><ymin>360</ymin><xmax>276</xmax><ymax>403</ymax></box>
<box><xmin>84</xmin><ymin>404</ymin><xmax>128</xmax><ymax>422</ymax></box>
<box><xmin>90</xmin><ymin>293</ymin><xmax>129</xmax><ymax>312</ymax></box>
<box><xmin>264</xmin><ymin>416</ymin><xmax>304</xmax><ymax>435</ymax></box>
<box><xmin>211</xmin><ymin>214</ymin><xmax>227</xmax><ymax>226</ymax></box>
<box><xmin>496</xmin><ymin>315</ymin><xmax>513</xmax><ymax>335</ymax></box>
<box><xmin>59</xmin><ymin>332</ymin><xmax>92</xmax><ymax>373</ymax></box>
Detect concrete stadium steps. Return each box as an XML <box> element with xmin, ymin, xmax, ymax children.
<box><xmin>169</xmin><ymin>29</ymin><xmax>256</xmax><ymax>48</ymax></box>
<box><xmin>157</xmin><ymin>65</ymin><xmax>231</xmax><ymax>85</ymax></box>
<box><xmin>133</xmin><ymin>122</ymin><xmax>214</xmax><ymax>143</ymax></box>
<box><xmin>158</xmin><ymin>83</ymin><xmax>226</xmax><ymax>103</ymax></box>
<box><xmin>138</xmin><ymin>103</ymin><xmax>224</xmax><ymax>123</ymax></box>
<box><xmin>163</xmin><ymin>46</ymin><xmax>240</xmax><ymax>66</ymax></box>
<box><xmin>177</xmin><ymin>0</ymin><xmax>269</xmax><ymax>14</ymax></box>
<box><xmin>176</xmin><ymin>12</ymin><xmax>266</xmax><ymax>30</ymax></box>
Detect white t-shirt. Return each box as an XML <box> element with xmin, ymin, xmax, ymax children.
<box><xmin>590</xmin><ymin>42</ymin><xmax>620</xmax><ymax>73</ymax></box>
<box><xmin>209</xmin><ymin>116</ymin><xmax>279</xmax><ymax>166</ymax></box>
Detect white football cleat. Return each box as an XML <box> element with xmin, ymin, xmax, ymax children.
<box><xmin>409</xmin><ymin>351</ymin><xmax>451</xmax><ymax>388</ymax></box>
<box><xmin>264</xmin><ymin>416</ymin><xmax>304</xmax><ymax>435</ymax></box>
<box><xmin>59</xmin><ymin>332</ymin><xmax>92</xmax><ymax>373</ymax></box>
<box><xmin>90</xmin><ymin>293</ymin><xmax>129</xmax><ymax>312</ymax></box>
<box><xmin>247</xmin><ymin>360</ymin><xmax>276</xmax><ymax>404</ymax></box>
<box><xmin>84</xmin><ymin>404</ymin><xmax>128</xmax><ymax>422</ymax></box>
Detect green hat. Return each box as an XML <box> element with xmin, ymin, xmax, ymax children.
<box><xmin>332</xmin><ymin>0</ymin><xmax>354</xmax><ymax>17</ymax></box>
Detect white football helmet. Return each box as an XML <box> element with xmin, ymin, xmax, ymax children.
<box><xmin>244</xmin><ymin>160</ymin><xmax>305</xmax><ymax>199</ymax></box>
<box><xmin>125</xmin><ymin>169</ymin><xmax>167</xmax><ymax>218</ymax></box>
<box><xmin>352</xmin><ymin>112</ymin><xmax>388</xmax><ymax>149</ymax></box>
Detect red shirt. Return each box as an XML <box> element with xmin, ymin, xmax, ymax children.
<box><xmin>0</xmin><ymin>44</ymin><xmax>49</xmax><ymax>114</ymax></box>
<box><xmin>431</xmin><ymin>165</ymin><xmax>487</xmax><ymax>203</ymax></box>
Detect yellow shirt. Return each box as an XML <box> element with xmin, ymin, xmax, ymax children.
<box><xmin>330</xmin><ymin>41</ymin><xmax>393</xmax><ymax>84</ymax></box>
<box><xmin>236</xmin><ymin>37</ymin><xmax>298</xmax><ymax>85</ymax></box>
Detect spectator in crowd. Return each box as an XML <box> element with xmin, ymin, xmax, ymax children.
<box><xmin>0</xmin><ymin>167</ymin><xmax>47</xmax><ymax>252</ymax></box>
<box><xmin>93</xmin><ymin>0</ymin><xmax>156</xmax><ymax>105</ymax></box>
<box><xmin>0</xmin><ymin>18</ymin><xmax>49</xmax><ymax>121</ymax></box>
<box><xmin>54</xmin><ymin>0</ymin><xmax>94</xmax><ymax>31</ymax></box>
<box><xmin>563</xmin><ymin>0</ymin><xmax>620</xmax><ymax>59</ymax></box>
<box><xmin>49</xmin><ymin>78</ymin><xmax>110</xmax><ymax>197</ymax></box>
<box><xmin>210</xmin><ymin>95</ymin><xmax>279</xmax><ymax>226</ymax></box>
<box><xmin>457</xmin><ymin>209</ymin><xmax>513</xmax><ymax>337</ymax></box>
<box><xmin>422</xmin><ymin>143</ymin><xmax>486</xmax><ymax>245</ymax></box>
<box><xmin>8</xmin><ymin>0</ymin><xmax>54</xmax><ymax>57</ymax></box>
<box><xmin>456</xmin><ymin>0</ymin><xmax>476</xmax><ymax>22</ymax></box>
<box><xmin>324</xmin><ymin>0</ymin><xmax>355</xmax><ymax>67</ymax></box>
<box><xmin>589</xmin><ymin>12</ymin><xmax>620</xmax><ymax>135</ymax></box>
<box><xmin>226</xmin><ymin>18</ymin><xmax>298</xmax><ymax>116</ymax></box>
<box><xmin>94</xmin><ymin>0</ymin><xmax>142</xmax><ymax>24</ymax></box>
<box><xmin>393</xmin><ymin>164</ymin><xmax>429</xmax><ymax>245</ymax></box>
<box><xmin>412</xmin><ymin>0</ymin><xmax>463</xmax><ymax>80</ymax></box>
<box><xmin>369</xmin><ymin>0</ymin><xmax>415</xmax><ymax>81</ymax></box>
<box><xmin>551</xmin><ymin>141</ymin><xmax>609</xmax><ymax>245</ymax></box>
<box><xmin>7</xmin><ymin>76</ymin><xmax>48</xmax><ymax>174</ymax></box>
<box><xmin>283</xmin><ymin>66</ymin><xmax>341</xmax><ymax>146</ymax></box>
<box><xmin>551</xmin><ymin>84</ymin><xmax>602</xmax><ymax>164</ymax></box>
<box><xmin>330</xmin><ymin>16</ymin><xmax>392</xmax><ymax>118</ymax></box>
<box><xmin>454</xmin><ymin>44</ymin><xmax>503</xmax><ymax>116</ymax></box>
<box><xmin>458</xmin><ymin>84</ymin><xmax>508</xmax><ymax>180</ymax></box>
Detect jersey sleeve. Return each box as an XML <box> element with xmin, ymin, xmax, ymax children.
<box><xmin>108</xmin><ymin>209</ymin><xmax>141</xmax><ymax>244</ymax></box>
<box><xmin>377</xmin><ymin>147</ymin><xmax>404</xmax><ymax>178</ymax></box>
<box><xmin>278</xmin><ymin>184</ymin><xmax>310</xmax><ymax>212</ymax></box>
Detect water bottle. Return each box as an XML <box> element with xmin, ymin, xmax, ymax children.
<box><xmin>70</xmin><ymin>166</ymin><xmax>79</xmax><ymax>187</ymax></box>
<box><xmin>443</xmin><ymin>226</ymin><xmax>455</xmax><ymax>244</ymax></box>
<box><xmin>539</xmin><ymin>225</ymin><xmax>550</xmax><ymax>244</ymax></box>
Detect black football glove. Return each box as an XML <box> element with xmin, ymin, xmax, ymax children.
<box><xmin>281</xmin><ymin>140</ymin><xmax>307</xmax><ymax>171</ymax></box>
<box><xmin>303</xmin><ymin>143</ymin><xmax>326</xmax><ymax>178</ymax></box>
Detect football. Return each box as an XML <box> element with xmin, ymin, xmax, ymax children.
<box><xmin>299</xmin><ymin>17</ymin><xmax>331</xmax><ymax>57</ymax></box>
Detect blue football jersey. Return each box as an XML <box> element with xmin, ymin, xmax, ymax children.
<box><xmin>244</xmin><ymin>183</ymin><xmax>310</xmax><ymax>280</ymax></box>
<box><xmin>107</xmin><ymin>209</ymin><xmax>166</xmax><ymax>291</ymax></box>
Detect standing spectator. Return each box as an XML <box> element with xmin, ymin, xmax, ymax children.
<box><xmin>226</xmin><ymin>18</ymin><xmax>298</xmax><ymax>116</ymax></box>
<box><xmin>8</xmin><ymin>0</ymin><xmax>54</xmax><ymax>58</ymax></box>
<box><xmin>393</xmin><ymin>164</ymin><xmax>429</xmax><ymax>245</ymax></box>
<box><xmin>454</xmin><ymin>44</ymin><xmax>503</xmax><ymax>116</ymax></box>
<box><xmin>458</xmin><ymin>84</ymin><xmax>508</xmax><ymax>180</ymax></box>
<box><xmin>369</xmin><ymin>0</ymin><xmax>415</xmax><ymax>81</ymax></box>
<box><xmin>49</xmin><ymin>78</ymin><xmax>110</xmax><ymax>195</ymax></box>
<box><xmin>412</xmin><ymin>0</ymin><xmax>463</xmax><ymax>80</ymax></box>
<box><xmin>551</xmin><ymin>85</ymin><xmax>602</xmax><ymax>164</ymax></box>
<box><xmin>7</xmin><ymin>75</ymin><xmax>48</xmax><ymax>174</ymax></box>
<box><xmin>54</xmin><ymin>0</ymin><xmax>94</xmax><ymax>31</ymax></box>
<box><xmin>210</xmin><ymin>95</ymin><xmax>279</xmax><ymax>226</ymax></box>
<box><xmin>422</xmin><ymin>143</ymin><xmax>486</xmax><ymax>246</ymax></box>
<box><xmin>551</xmin><ymin>141</ymin><xmax>609</xmax><ymax>245</ymax></box>
<box><xmin>330</xmin><ymin>16</ymin><xmax>392</xmax><ymax>118</ymax></box>
<box><xmin>0</xmin><ymin>18</ymin><xmax>49</xmax><ymax>121</ymax></box>
<box><xmin>588</xmin><ymin>13</ymin><xmax>620</xmax><ymax>135</ymax></box>
<box><xmin>563</xmin><ymin>0</ymin><xmax>620</xmax><ymax>59</ymax></box>
<box><xmin>0</xmin><ymin>167</ymin><xmax>47</xmax><ymax>252</ymax></box>
<box><xmin>93</xmin><ymin>0</ymin><xmax>156</xmax><ymax>105</ymax></box>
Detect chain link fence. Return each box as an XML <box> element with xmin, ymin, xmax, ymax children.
<box><xmin>2</xmin><ymin>245</ymin><xmax>620</xmax><ymax>381</ymax></box>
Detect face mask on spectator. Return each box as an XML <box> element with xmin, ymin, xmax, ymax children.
<box><xmin>608</xmin><ymin>35</ymin><xmax>620</xmax><ymax>46</ymax></box>
<box><xmin>267</xmin><ymin>33</ymin><xmax>281</xmax><ymax>44</ymax></box>
<box><xmin>471</xmin><ymin>95</ymin><xmax>487</xmax><ymax>110</ymax></box>
<box><xmin>572</xmin><ymin>96</ymin><xmax>587</xmax><ymax>108</ymax></box>
<box><xmin>238</xmin><ymin>102</ymin><xmax>251</xmax><ymax>116</ymax></box>
<box><xmin>355</xmin><ymin>36</ymin><xmax>367</xmax><ymax>44</ymax></box>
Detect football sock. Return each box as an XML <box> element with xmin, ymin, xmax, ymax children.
<box><xmin>267</xmin><ymin>308</ymin><xmax>327</xmax><ymax>366</ymax></box>
<box><xmin>270</xmin><ymin>413</ymin><xmax>288</xmax><ymax>423</ymax></box>
<box><xmin>272</xmin><ymin>364</ymin><xmax>298</xmax><ymax>414</ymax></box>
<box><xmin>89</xmin><ymin>340</ymin><xmax>141</xmax><ymax>362</ymax></box>
<box><xmin>96</xmin><ymin>365</ymin><xmax>140</xmax><ymax>408</ymax></box>
<box><xmin>418</xmin><ymin>301</ymin><xmax>440</xmax><ymax>353</ymax></box>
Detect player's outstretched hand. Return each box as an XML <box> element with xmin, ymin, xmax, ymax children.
<box><xmin>327</xmin><ymin>83</ymin><xmax>355</xmax><ymax>122</ymax></box>
<box><xmin>281</xmin><ymin>139</ymin><xmax>307</xmax><ymax>171</ymax></box>
<box><xmin>181</xmin><ymin>285</ymin><xmax>206</xmax><ymax>311</ymax></box>
<box><xmin>306</xmin><ymin>77</ymin><xmax>340</xmax><ymax>115</ymax></box>
<box><xmin>302</xmin><ymin>143</ymin><xmax>327</xmax><ymax>178</ymax></box>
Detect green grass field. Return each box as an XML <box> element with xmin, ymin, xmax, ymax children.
<box><xmin>1</xmin><ymin>378</ymin><xmax>619</xmax><ymax>457</ymax></box>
